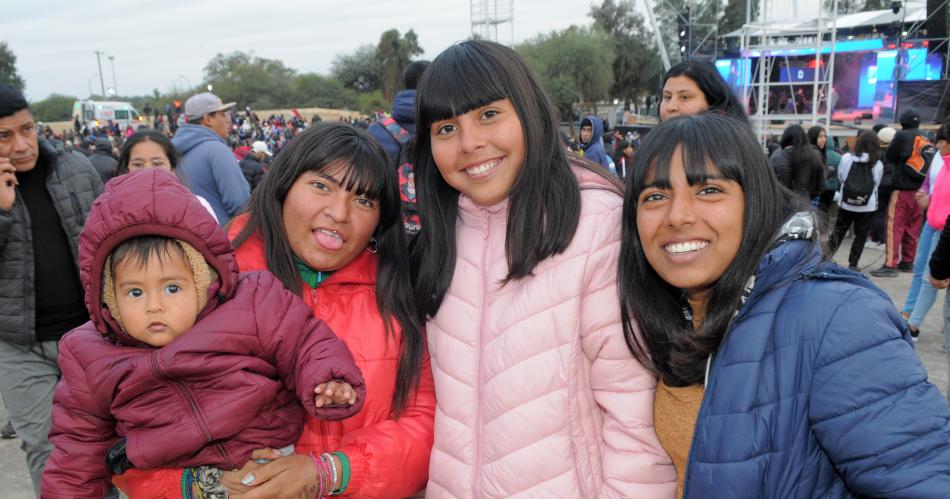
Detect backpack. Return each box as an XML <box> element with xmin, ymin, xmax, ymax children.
<box><xmin>841</xmin><ymin>157</ymin><xmax>875</xmax><ymax>206</ymax></box>
<box><xmin>380</xmin><ymin>117</ymin><xmax>421</xmax><ymax>235</ymax></box>
<box><xmin>903</xmin><ymin>134</ymin><xmax>937</xmax><ymax>182</ymax></box>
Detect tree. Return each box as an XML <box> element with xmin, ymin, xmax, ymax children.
<box><xmin>823</xmin><ymin>0</ymin><xmax>890</xmax><ymax>14</ymax></box>
<box><xmin>377</xmin><ymin>29</ymin><xmax>423</xmax><ymax>102</ymax></box>
<box><xmin>30</xmin><ymin>94</ymin><xmax>76</xmax><ymax>122</ymax></box>
<box><xmin>0</xmin><ymin>41</ymin><xmax>25</xmax><ymax>92</ymax></box>
<box><xmin>331</xmin><ymin>45</ymin><xmax>382</xmax><ymax>94</ymax></box>
<box><xmin>517</xmin><ymin>26</ymin><xmax>614</xmax><ymax>125</ymax></box>
<box><xmin>203</xmin><ymin>51</ymin><xmax>297</xmax><ymax>109</ymax></box>
<box><xmin>292</xmin><ymin>73</ymin><xmax>357</xmax><ymax>109</ymax></box>
<box><xmin>590</xmin><ymin>0</ymin><xmax>662</xmax><ymax>109</ymax></box>
<box><xmin>720</xmin><ymin>0</ymin><xmax>760</xmax><ymax>36</ymax></box>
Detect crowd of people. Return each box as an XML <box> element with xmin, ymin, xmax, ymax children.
<box><xmin>1</xmin><ymin>40</ymin><xmax>949</xmax><ymax>499</ymax></box>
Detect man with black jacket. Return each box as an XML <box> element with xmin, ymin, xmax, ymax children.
<box><xmin>872</xmin><ymin>109</ymin><xmax>927</xmax><ymax>277</ymax></box>
<box><xmin>0</xmin><ymin>84</ymin><xmax>102</xmax><ymax>494</ymax></box>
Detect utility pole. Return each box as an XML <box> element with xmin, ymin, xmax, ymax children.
<box><xmin>641</xmin><ymin>0</ymin><xmax>671</xmax><ymax>72</ymax></box>
<box><xmin>94</xmin><ymin>50</ymin><xmax>106</xmax><ymax>97</ymax></box>
<box><xmin>108</xmin><ymin>55</ymin><xmax>117</xmax><ymax>96</ymax></box>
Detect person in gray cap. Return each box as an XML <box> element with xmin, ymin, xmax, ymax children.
<box><xmin>0</xmin><ymin>83</ymin><xmax>102</xmax><ymax>495</ymax></box>
<box><xmin>88</xmin><ymin>136</ymin><xmax>118</xmax><ymax>183</ymax></box>
<box><xmin>171</xmin><ymin>92</ymin><xmax>249</xmax><ymax>224</ymax></box>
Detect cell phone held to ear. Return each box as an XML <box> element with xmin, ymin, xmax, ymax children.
<box><xmin>0</xmin><ymin>158</ymin><xmax>18</xmax><ymax>212</ymax></box>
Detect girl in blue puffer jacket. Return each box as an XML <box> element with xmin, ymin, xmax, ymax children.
<box><xmin>619</xmin><ymin>113</ymin><xmax>950</xmax><ymax>498</ymax></box>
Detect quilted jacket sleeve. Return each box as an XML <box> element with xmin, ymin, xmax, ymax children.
<box><xmin>578</xmin><ymin>199</ymin><xmax>677</xmax><ymax>499</ymax></box>
<box><xmin>112</xmin><ymin>355</ymin><xmax>436</xmax><ymax>499</ymax></box>
<box><xmin>337</xmin><ymin>351</ymin><xmax>436</xmax><ymax>498</ymax></box>
<box><xmin>41</xmin><ymin>332</ymin><xmax>119</xmax><ymax>498</ymax></box>
<box><xmin>252</xmin><ymin>271</ymin><xmax>366</xmax><ymax>420</ymax></box>
<box><xmin>809</xmin><ymin>286</ymin><xmax>950</xmax><ymax>498</ymax></box>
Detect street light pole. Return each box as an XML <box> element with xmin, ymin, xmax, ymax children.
<box><xmin>108</xmin><ymin>55</ymin><xmax>118</xmax><ymax>96</ymax></box>
<box><xmin>94</xmin><ymin>50</ymin><xmax>106</xmax><ymax>97</ymax></box>
<box><xmin>179</xmin><ymin>74</ymin><xmax>192</xmax><ymax>90</ymax></box>
<box><xmin>87</xmin><ymin>74</ymin><xmax>97</xmax><ymax>98</ymax></box>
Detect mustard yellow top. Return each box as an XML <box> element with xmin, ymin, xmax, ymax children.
<box><xmin>653</xmin><ymin>298</ymin><xmax>707</xmax><ymax>499</ymax></box>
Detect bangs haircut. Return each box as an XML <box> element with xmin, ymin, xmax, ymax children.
<box><xmin>232</xmin><ymin>123</ymin><xmax>424</xmax><ymax>415</ymax></box>
<box><xmin>234</xmin><ymin>123</ymin><xmax>401</xmax><ymax>272</ymax></box>
<box><xmin>110</xmin><ymin>236</ymin><xmax>185</xmax><ymax>275</ymax></box>
<box><xmin>415</xmin><ymin>45</ymin><xmax>508</xmax><ymax>125</ymax></box>
<box><xmin>412</xmin><ymin>40</ymin><xmax>619</xmax><ymax>320</ymax></box>
<box><xmin>620</xmin><ymin>114</ymin><xmax>806</xmax><ymax>386</ymax></box>
<box><xmin>117</xmin><ymin>131</ymin><xmax>179</xmax><ymax>176</ymax></box>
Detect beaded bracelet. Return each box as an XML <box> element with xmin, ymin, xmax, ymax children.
<box><xmin>332</xmin><ymin>451</ymin><xmax>351</xmax><ymax>495</ymax></box>
<box><xmin>309</xmin><ymin>452</ymin><xmax>327</xmax><ymax>497</ymax></box>
<box><xmin>321</xmin><ymin>452</ymin><xmax>338</xmax><ymax>493</ymax></box>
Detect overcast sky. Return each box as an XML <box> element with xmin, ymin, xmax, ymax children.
<box><xmin>3</xmin><ymin>0</ymin><xmax>597</xmax><ymax>101</ymax></box>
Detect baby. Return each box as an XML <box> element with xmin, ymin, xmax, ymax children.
<box><xmin>41</xmin><ymin>169</ymin><xmax>365</xmax><ymax>498</ymax></box>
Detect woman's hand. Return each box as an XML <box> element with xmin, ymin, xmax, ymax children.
<box><xmin>915</xmin><ymin>191</ymin><xmax>930</xmax><ymax>210</ymax></box>
<box><xmin>225</xmin><ymin>454</ymin><xmax>320</xmax><ymax>499</ymax></box>
<box><xmin>929</xmin><ymin>275</ymin><xmax>950</xmax><ymax>289</ymax></box>
<box><xmin>315</xmin><ymin>380</ymin><xmax>358</xmax><ymax>407</ymax></box>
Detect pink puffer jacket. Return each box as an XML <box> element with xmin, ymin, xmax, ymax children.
<box><xmin>425</xmin><ymin>167</ymin><xmax>676</xmax><ymax>498</ymax></box>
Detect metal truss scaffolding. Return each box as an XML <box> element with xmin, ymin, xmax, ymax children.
<box><xmin>739</xmin><ymin>0</ymin><xmax>840</xmax><ymax>140</ymax></box>
<box><xmin>471</xmin><ymin>0</ymin><xmax>515</xmax><ymax>45</ymax></box>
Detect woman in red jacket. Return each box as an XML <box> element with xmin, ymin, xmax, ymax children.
<box><xmin>114</xmin><ymin>123</ymin><xmax>435</xmax><ymax>498</ymax></box>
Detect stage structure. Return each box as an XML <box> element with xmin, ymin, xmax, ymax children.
<box><xmin>470</xmin><ymin>0</ymin><xmax>515</xmax><ymax>45</ymax></box>
<box><xmin>738</xmin><ymin>0</ymin><xmax>840</xmax><ymax>139</ymax></box>
<box><xmin>723</xmin><ymin>0</ymin><xmax>950</xmax><ymax>139</ymax></box>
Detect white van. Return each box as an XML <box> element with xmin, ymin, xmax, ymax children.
<box><xmin>72</xmin><ymin>100</ymin><xmax>144</xmax><ymax>130</ymax></box>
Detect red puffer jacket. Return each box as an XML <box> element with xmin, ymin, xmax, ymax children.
<box><xmin>42</xmin><ymin>170</ymin><xmax>364</xmax><ymax>498</ymax></box>
<box><xmin>114</xmin><ymin>214</ymin><xmax>436</xmax><ymax>498</ymax></box>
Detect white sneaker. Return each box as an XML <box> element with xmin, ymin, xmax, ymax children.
<box><xmin>864</xmin><ymin>241</ymin><xmax>884</xmax><ymax>250</ymax></box>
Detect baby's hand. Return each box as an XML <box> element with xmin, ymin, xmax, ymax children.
<box><xmin>314</xmin><ymin>380</ymin><xmax>358</xmax><ymax>408</ymax></box>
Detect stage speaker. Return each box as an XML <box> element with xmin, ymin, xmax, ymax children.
<box><xmin>927</xmin><ymin>0</ymin><xmax>947</xmax><ymax>46</ymax></box>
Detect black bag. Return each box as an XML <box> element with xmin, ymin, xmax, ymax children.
<box><xmin>841</xmin><ymin>158</ymin><xmax>875</xmax><ymax>206</ymax></box>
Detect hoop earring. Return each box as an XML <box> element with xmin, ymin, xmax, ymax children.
<box><xmin>366</xmin><ymin>238</ymin><xmax>378</xmax><ymax>254</ymax></box>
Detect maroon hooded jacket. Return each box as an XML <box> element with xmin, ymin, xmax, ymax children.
<box><xmin>41</xmin><ymin>169</ymin><xmax>365</xmax><ymax>498</ymax></box>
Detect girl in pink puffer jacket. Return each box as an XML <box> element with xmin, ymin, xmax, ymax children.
<box><xmin>411</xmin><ymin>41</ymin><xmax>676</xmax><ymax>498</ymax></box>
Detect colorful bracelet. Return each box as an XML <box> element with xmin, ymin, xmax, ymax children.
<box><xmin>332</xmin><ymin>451</ymin><xmax>351</xmax><ymax>495</ymax></box>
<box><xmin>180</xmin><ymin>468</ymin><xmax>194</xmax><ymax>499</ymax></box>
<box><xmin>321</xmin><ymin>453</ymin><xmax>338</xmax><ymax>493</ymax></box>
<box><xmin>309</xmin><ymin>452</ymin><xmax>327</xmax><ymax>498</ymax></box>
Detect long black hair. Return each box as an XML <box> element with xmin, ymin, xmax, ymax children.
<box><xmin>116</xmin><ymin>130</ymin><xmax>180</xmax><ymax>176</ymax></box>
<box><xmin>619</xmin><ymin>114</ymin><xmax>804</xmax><ymax>386</ymax></box>
<box><xmin>412</xmin><ymin>40</ymin><xmax>619</xmax><ymax>320</ymax></box>
<box><xmin>662</xmin><ymin>60</ymin><xmax>748</xmax><ymax>121</ymax></box>
<box><xmin>806</xmin><ymin>125</ymin><xmax>827</xmax><ymax>164</ymax></box>
<box><xmin>232</xmin><ymin>123</ymin><xmax>423</xmax><ymax>414</ymax></box>
<box><xmin>779</xmin><ymin>124</ymin><xmax>824</xmax><ymax>196</ymax></box>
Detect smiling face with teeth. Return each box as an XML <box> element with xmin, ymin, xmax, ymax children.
<box><xmin>429</xmin><ymin>98</ymin><xmax>526</xmax><ymax>207</ymax></box>
<box><xmin>282</xmin><ymin>163</ymin><xmax>381</xmax><ymax>272</ymax></box>
<box><xmin>636</xmin><ymin>146</ymin><xmax>745</xmax><ymax>303</ymax></box>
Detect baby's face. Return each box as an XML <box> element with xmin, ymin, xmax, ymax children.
<box><xmin>114</xmin><ymin>250</ymin><xmax>199</xmax><ymax>347</ymax></box>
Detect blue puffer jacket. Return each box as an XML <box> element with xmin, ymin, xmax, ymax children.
<box><xmin>580</xmin><ymin>115</ymin><xmax>612</xmax><ymax>169</ymax></box>
<box><xmin>684</xmin><ymin>239</ymin><xmax>950</xmax><ymax>498</ymax></box>
<box><xmin>367</xmin><ymin>89</ymin><xmax>416</xmax><ymax>163</ymax></box>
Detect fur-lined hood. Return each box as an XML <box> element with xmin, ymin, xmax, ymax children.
<box><xmin>78</xmin><ymin>168</ymin><xmax>240</xmax><ymax>346</ymax></box>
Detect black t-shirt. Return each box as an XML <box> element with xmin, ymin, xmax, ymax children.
<box><xmin>16</xmin><ymin>157</ymin><xmax>88</xmax><ymax>341</ymax></box>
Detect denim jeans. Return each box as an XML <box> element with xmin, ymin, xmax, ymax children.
<box><xmin>902</xmin><ymin>223</ymin><xmax>938</xmax><ymax>318</ymax></box>
<box><xmin>909</xmin><ymin>226</ymin><xmax>942</xmax><ymax>327</ymax></box>
<box><xmin>943</xmin><ymin>292</ymin><xmax>950</xmax><ymax>401</ymax></box>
